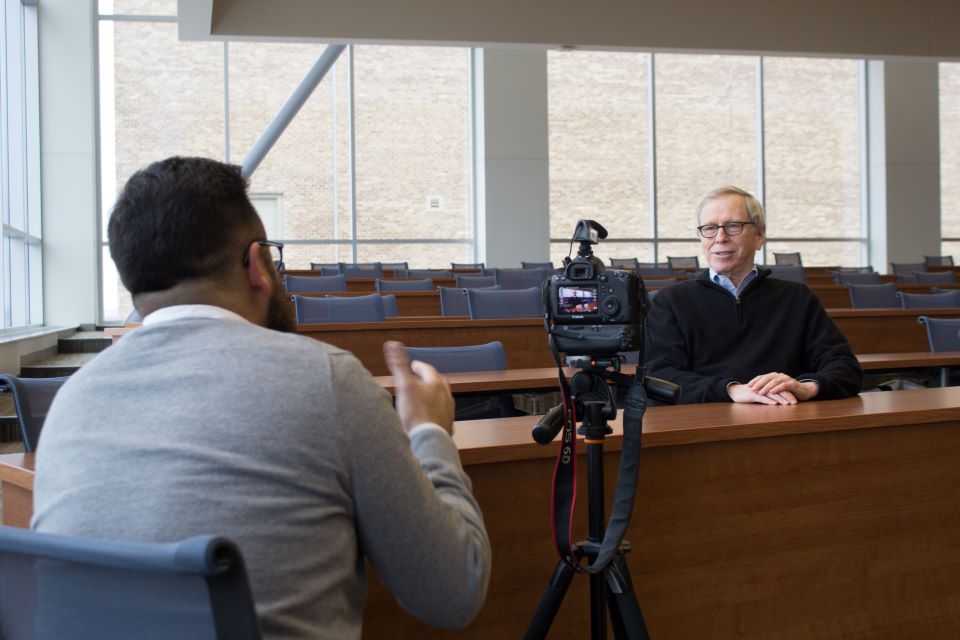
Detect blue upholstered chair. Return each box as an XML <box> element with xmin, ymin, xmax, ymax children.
<box><xmin>0</xmin><ymin>527</ymin><xmax>261</xmax><ymax>639</ymax></box>
<box><xmin>835</xmin><ymin>271</ymin><xmax>882</xmax><ymax>285</ymax></box>
<box><xmin>918</xmin><ymin>315</ymin><xmax>960</xmax><ymax>386</ymax></box>
<box><xmin>912</xmin><ymin>270</ymin><xmax>956</xmax><ymax>285</ymax></box>
<box><xmin>309</xmin><ymin>262</ymin><xmax>339</xmax><ymax>272</ymax></box>
<box><xmin>284</xmin><ymin>274</ymin><xmax>347</xmax><ymax>293</ymax></box>
<box><xmin>897</xmin><ymin>290</ymin><xmax>960</xmax><ymax>309</ymax></box>
<box><xmin>521</xmin><ymin>261</ymin><xmax>554</xmax><ymax>269</ymax></box>
<box><xmin>375</xmin><ymin>278</ymin><xmax>434</xmax><ymax>292</ymax></box>
<box><xmin>609</xmin><ymin>258</ymin><xmax>639</xmax><ymax>270</ymax></box>
<box><xmin>339</xmin><ymin>262</ymin><xmax>383</xmax><ymax>278</ymax></box>
<box><xmin>380</xmin><ymin>261</ymin><xmax>409</xmax><ymax>271</ymax></box>
<box><xmin>380</xmin><ymin>294</ymin><xmax>399</xmax><ymax>318</ymax></box>
<box><xmin>0</xmin><ymin>374</ymin><xmax>68</xmax><ymax>452</ymax></box>
<box><xmin>846</xmin><ymin>283</ymin><xmax>899</xmax><ymax>308</ymax></box>
<box><xmin>455</xmin><ymin>274</ymin><xmax>497</xmax><ymax>289</ymax></box>
<box><xmin>437</xmin><ymin>287</ymin><xmax>470</xmax><ymax>316</ymax></box>
<box><xmin>292</xmin><ymin>293</ymin><xmax>386</xmax><ymax>323</ymax></box>
<box><xmin>404</xmin><ymin>342</ymin><xmax>522</xmax><ymax>420</ymax></box>
<box><xmin>773</xmin><ymin>252</ymin><xmax>803</xmax><ymax>266</ymax></box>
<box><xmin>492</xmin><ymin>268</ymin><xmax>553</xmax><ymax>290</ymax></box>
<box><xmin>466</xmin><ymin>287</ymin><xmax>543</xmax><ymax>319</ymax></box>
<box><xmin>767</xmin><ymin>265</ymin><xmax>808</xmax><ymax>285</ymax></box>
<box><xmin>890</xmin><ymin>262</ymin><xmax>925</xmax><ymax>277</ymax></box>
<box><xmin>451</xmin><ymin>262</ymin><xmax>486</xmax><ymax>275</ymax></box>
<box><xmin>396</xmin><ymin>268</ymin><xmax>453</xmax><ymax>279</ymax></box>
<box><xmin>667</xmin><ymin>256</ymin><xmax>699</xmax><ymax>272</ymax></box>
<box><xmin>924</xmin><ymin>255</ymin><xmax>954</xmax><ymax>268</ymax></box>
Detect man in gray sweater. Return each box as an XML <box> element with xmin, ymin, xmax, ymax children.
<box><xmin>31</xmin><ymin>156</ymin><xmax>491</xmax><ymax>639</ymax></box>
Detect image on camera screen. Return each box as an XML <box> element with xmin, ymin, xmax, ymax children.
<box><xmin>558</xmin><ymin>285</ymin><xmax>599</xmax><ymax>314</ymax></box>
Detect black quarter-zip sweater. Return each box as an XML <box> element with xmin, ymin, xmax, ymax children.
<box><xmin>644</xmin><ymin>269</ymin><xmax>863</xmax><ymax>404</ymax></box>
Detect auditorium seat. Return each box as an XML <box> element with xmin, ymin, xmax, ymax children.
<box><xmin>609</xmin><ymin>258</ymin><xmax>639</xmax><ymax>270</ymax></box>
<box><xmin>767</xmin><ymin>265</ymin><xmax>808</xmax><ymax>284</ymax></box>
<box><xmin>284</xmin><ymin>274</ymin><xmax>348</xmax><ymax>293</ymax></box>
<box><xmin>292</xmin><ymin>293</ymin><xmax>386</xmax><ymax>323</ymax></box>
<box><xmin>773</xmin><ymin>252</ymin><xmax>803</xmax><ymax>266</ymax></box>
<box><xmin>0</xmin><ymin>527</ymin><xmax>261</xmax><ymax>639</ymax></box>
<box><xmin>667</xmin><ymin>256</ymin><xmax>700</xmax><ymax>272</ymax></box>
<box><xmin>455</xmin><ymin>274</ymin><xmax>496</xmax><ymax>288</ymax></box>
<box><xmin>375</xmin><ymin>278</ymin><xmax>434</xmax><ymax>291</ymax></box>
<box><xmin>913</xmin><ymin>270</ymin><xmax>956</xmax><ymax>285</ymax></box>
<box><xmin>451</xmin><ymin>262</ymin><xmax>486</xmax><ymax>274</ymax></box>
<box><xmin>0</xmin><ymin>374</ymin><xmax>68</xmax><ymax>452</ymax></box>
<box><xmin>897</xmin><ymin>290</ymin><xmax>960</xmax><ymax>308</ymax></box>
<box><xmin>847</xmin><ymin>283</ymin><xmax>899</xmax><ymax>308</ymax></box>
<box><xmin>466</xmin><ymin>287</ymin><xmax>543</xmax><ymax>319</ymax></box>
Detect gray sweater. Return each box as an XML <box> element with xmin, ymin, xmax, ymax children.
<box><xmin>32</xmin><ymin>315</ymin><xmax>491</xmax><ymax>639</ymax></box>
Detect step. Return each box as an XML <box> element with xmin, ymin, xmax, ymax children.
<box><xmin>58</xmin><ymin>329</ymin><xmax>112</xmax><ymax>354</ymax></box>
<box><xmin>19</xmin><ymin>352</ymin><xmax>99</xmax><ymax>378</ymax></box>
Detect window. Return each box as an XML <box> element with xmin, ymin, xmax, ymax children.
<box><xmin>548</xmin><ymin>51</ymin><xmax>866</xmax><ymax>269</ymax></box>
<box><xmin>97</xmin><ymin>8</ymin><xmax>476</xmax><ymax>322</ymax></box>
<box><xmin>941</xmin><ymin>62</ymin><xmax>960</xmax><ymax>259</ymax></box>
<box><xmin>0</xmin><ymin>0</ymin><xmax>42</xmax><ymax>328</ymax></box>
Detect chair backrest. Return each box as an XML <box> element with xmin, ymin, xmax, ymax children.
<box><xmin>404</xmin><ymin>341</ymin><xmax>507</xmax><ymax>373</ymax></box>
<box><xmin>918</xmin><ymin>316</ymin><xmax>960</xmax><ymax>351</ymax></box>
<box><xmin>437</xmin><ymin>286</ymin><xmax>470</xmax><ymax>316</ymax></box>
<box><xmin>0</xmin><ymin>375</ymin><xmax>68</xmax><ymax>452</ymax></box>
<box><xmin>284</xmin><ymin>274</ymin><xmax>347</xmax><ymax>293</ymax></box>
<box><xmin>835</xmin><ymin>271</ymin><xmax>882</xmax><ymax>285</ymax></box>
<box><xmin>636</xmin><ymin>266</ymin><xmax>674</xmax><ymax>277</ymax></box>
<box><xmin>521</xmin><ymin>261</ymin><xmax>554</xmax><ymax>269</ymax></box>
<box><xmin>466</xmin><ymin>287</ymin><xmax>543</xmax><ymax>319</ymax></box>
<box><xmin>834</xmin><ymin>266</ymin><xmax>876</xmax><ymax>274</ymax></box>
<box><xmin>667</xmin><ymin>256</ymin><xmax>699</xmax><ymax>271</ymax></box>
<box><xmin>309</xmin><ymin>262</ymin><xmax>339</xmax><ymax>271</ymax></box>
<box><xmin>492</xmin><ymin>268</ymin><xmax>552</xmax><ymax>290</ymax></box>
<box><xmin>846</xmin><ymin>282</ymin><xmax>899</xmax><ymax>308</ymax></box>
<box><xmin>380</xmin><ymin>261</ymin><xmax>409</xmax><ymax>271</ymax></box>
<box><xmin>897</xmin><ymin>290</ymin><xmax>960</xmax><ymax>309</ymax></box>
<box><xmin>912</xmin><ymin>270</ymin><xmax>957</xmax><ymax>284</ymax></box>
<box><xmin>451</xmin><ymin>262</ymin><xmax>486</xmax><ymax>275</ymax></box>
<box><xmin>890</xmin><ymin>262</ymin><xmax>925</xmax><ymax>276</ymax></box>
<box><xmin>924</xmin><ymin>255</ymin><xmax>955</xmax><ymax>267</ymax></box>
<box><xmin>455</xmin><ymin>274</ymin><xmax>497</xmax><ymax>288</ymax></box>
<box><xmin>396</xmin><ymin>268</ymin><xmax>453</xmax><ymax>279</ymax></box>
<box><xmin>375</xmin><ymin>278</ymin><xmax>434</xmax><ymax>292</ymax></box>
<box><xmin>380</xmin><ymin>294</ymin><xmax>399</xmax><ymax>318</ymax></box>
<box><xmin>339</xmin><ymin>262</ymin><xmax>383</xmax><ymax>278</ymax></box>
<box><xmin>292</xmin><ymin>293</ymin><xmax>386</xmax><ymax>323</ymax></box>
<box><xmin>609</xmin><ymin>258</ymin><xmax>639</xmax><ymax>270</ymax></box>
<box><xmin>0</xmin><ymin>527</ymin><xmax>261</xmax><ymax>640</ymax></box>
<box><xmin>766</xmin><ymin>265</ymin><xmax>808</xmax><ymax>285</ymax></box>
<box><xmin>896</xmin><ymin>274</ymin><xmax>917</xmax><ymax>285</ymax></box>
<box><xmin>773</xmin><ymin>252</ymin><xmax>803</xmax><ymax>266</ymax></box>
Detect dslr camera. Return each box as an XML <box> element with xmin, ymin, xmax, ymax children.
<box><xmin>544</xmin><ymin>220</ymin><xmax>644</xmax><ymax>356</ymax></box>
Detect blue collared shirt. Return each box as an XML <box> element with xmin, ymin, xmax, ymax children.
<box><xmin>709</xmin><ymin>266</ymin><xmax>759</xmax><ymax>300</ymax></box>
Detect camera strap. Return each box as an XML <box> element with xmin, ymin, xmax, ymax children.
<box><xmin>547</xmin><ymin>336</ymin><xmax>648</xmax><ymax>574</ymax></box>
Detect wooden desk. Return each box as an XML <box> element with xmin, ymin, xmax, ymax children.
<box><xmin>9</xmin><ymin>389</ymin><xmax>960</xmax><ymax>637</ymax></box>
<box><xmin>828</xmin><ymin>308</ymin><xmax>960</xmax><ymax>353</ymax></box>
<box><xmin>0</xmin><ymin>452</ymin><xmax>34</xmax><ymax>528</ymax></box>
<box><xmin>372</xmin><ymin>352</ymin><xmax>960</xmax><ymax>395</ymax></box>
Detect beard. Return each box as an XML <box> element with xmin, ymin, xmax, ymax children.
<box><xmin>266</xmin><ymin>280</ymin><xmax>297</xmax><ymax>333</ymax></box>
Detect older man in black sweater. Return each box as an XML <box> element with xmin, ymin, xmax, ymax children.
<box><xmin>645</xmin><ymin>186</ymin><xmax>863</xmax><ymax>404</ymax></box>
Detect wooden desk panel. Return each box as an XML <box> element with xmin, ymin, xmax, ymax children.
<box><xmin>0</xmin><ymin>452</ymin><xmax>34</xmax><ymax>528</ymax></box>
<box><xmin>828</xmin><ymin>308</ymin><xmax>960</xmax><ymax>354</ymax></box>
<box><xmin>811</xmin><ymin>283</ymin><xmax>960</xmax><ymax>309</ymax></box>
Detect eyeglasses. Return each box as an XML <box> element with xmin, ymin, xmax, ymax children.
<box><xmin>243</xmin><ymin>240</ymin><xmax>285</xmax><ymax>271</ymax></box>
<box><xmin>697</xmin><ymin>221</ymin><xmax>756</xmax><ymax>238</ymax></box>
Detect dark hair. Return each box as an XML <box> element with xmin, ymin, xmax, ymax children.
<box><xmin>108</xmin><ymin>157</ymin><xmax>262</xmax><ymax>294</ymax></box>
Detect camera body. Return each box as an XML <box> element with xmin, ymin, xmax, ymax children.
<box><xmin>545</xmin><ymin>220</ymin><xmax>644</xmax><ymax>356</ymax></box>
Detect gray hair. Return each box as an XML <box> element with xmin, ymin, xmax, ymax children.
<box><xmin>695</xmin><ymin>186</ymin><xmax>766</xmax><ymax>234</ymax></box>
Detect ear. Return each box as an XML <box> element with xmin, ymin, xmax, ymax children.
<box><xmin>244</xmin><ymin>242</ymin><xmax>274</xmax><ymax>295</ymax></box>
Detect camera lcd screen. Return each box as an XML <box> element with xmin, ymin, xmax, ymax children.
<box><xmin>557</xmin><ymin>285</ymin><xmax>599</xmax><ymax>314</ymax></box>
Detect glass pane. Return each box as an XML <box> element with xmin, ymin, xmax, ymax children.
<box><xmin>279</xmin><ymin>244</ymin><xmax>351</xmax><ymax>271</ymax></box>
<box><xmin>763</xmin><ymin>58</ymin><xmax>861</xmax><ymax>240</ymax></box>
<box><xmin>941</xmin><ymin>62</ymin><xmax>960</xmax><ymax>247</ymax></box>
<box><xmin>763</xmin><ymin>240</ymin><xmax>864</xmax><ymax>268</ymax></box>
<box><xmin>355</xmin><ymin>243</ymin><xmax>473</xmax><ymax>269</ymax></box>
<box><xmin>658</xmin><ymin>241</ymin><xmax>708</xmax><ymax>271</ymax></box>
<box><xmin>353</xmin><ymin>45</ymin><xmax>471</xmax><ymax>244</ymax></box>
<box><xmin>99</xmin><ymin>0</ymin><xmax>177</xmax><ymax>16</ymax></box>
<box><xmin>655</xmin><ymin>54</ymin><xmax>758</xmax><ymax>241</ymax></box>
<box><xmin>228</xmin><ymin>41</ymin><xmax>343</xmax><ymax>250</ymax></box>
<box><xmin>100</xmin><ymin>20</ymin><xmax>224</xmax><ymax>237</ymax></box>
<box><xmin>102</xmin><ymin>244</ymin><xmax>133</xmax><ymax>323</ymax></box>
<box><xmin>5</xmin><ymin>235</ymin><xmax>26</xmax><ymax>327</ymax></box>
<box><xmin>28</xmin><ymin>239</ymin><xmax>42</xmax><ymax>324</ymax></box>
<box><xmin>548</xmin><ymin>51</ymin><xmax>650</xmax><ymax>245</ymax></box>
<box><xmin>941</xmin><ymin>241</ymin><xmax>960</xmax><ymax>265</ymax></box>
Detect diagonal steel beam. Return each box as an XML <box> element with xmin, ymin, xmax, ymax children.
<box><xmin>241</xmin><ymin>44</ymin><xmax>345</xmax><ymax>179</ymax></box>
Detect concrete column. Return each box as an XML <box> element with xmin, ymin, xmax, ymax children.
<box><xmin>474</xmin><ymin>48</ymin><xmax>550</xmax><ymax>267</ymax></box>
<box><xmin>38</xmin><ymin>0</ymin><xmax>100</xmax><ymax>325</ymax></box>
<box><xmin>867</xmin><ymin>59</ymin><xmax>941</xmax><ymax>272</ymax></box>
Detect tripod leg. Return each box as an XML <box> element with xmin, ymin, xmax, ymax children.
<box><xmin>604</xmin><ymin>556</ymin><xmax>650</xmax><ymax>640</ymax></box>
<box><xmin>524</xmin><ymin>561</ymin><xmax>576</xmax><ymax>640</ymax></box>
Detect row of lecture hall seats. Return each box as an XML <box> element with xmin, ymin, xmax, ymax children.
<box><xmin>845</xmin><ymin>284</ymin><xmax>960</xmax><ymax>309</ymax></box>
<box><xmin>303</xmin><ymin>261</ymin><xmax>556</xmax><ymax>277</ymax></box>
<box><xmin>283</xmin><ymin>268</ymin><xmax>557</xmax><ymax>293</ymax></box>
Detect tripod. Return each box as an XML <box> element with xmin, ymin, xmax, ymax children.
<box><xmin>525</xmin><ymin>368</ymin><xmax>651</xmax><ymax>640</ymax></box>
